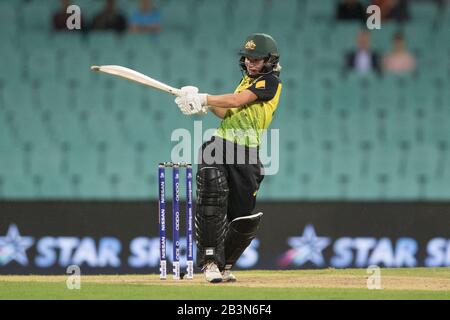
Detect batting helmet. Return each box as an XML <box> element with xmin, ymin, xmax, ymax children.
<box><xmin>239</xmin><ymin>33</ymin><xmax>280</xmax><ymax>75</ymax></box>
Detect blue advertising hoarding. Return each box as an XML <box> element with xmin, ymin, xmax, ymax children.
<box><xmin>1</xmin><ymin>201</ymin><xmax>450</xmax><ymax>274</ymax></box>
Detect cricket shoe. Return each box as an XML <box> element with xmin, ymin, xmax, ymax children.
<box><xmin>202</xmin><ymin>262</ymin><xmax>223</xmax><ymax>283</ymax></box>
<box><xmin>222</xmin><ymin>269</ymin><xmax>237</xmax><ymax>282</ymax></box>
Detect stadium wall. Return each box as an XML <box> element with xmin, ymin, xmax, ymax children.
<box><xmin>1</xmin><ymin>201</ymin><xmax>450</xmax><ymax>274</ymax></box>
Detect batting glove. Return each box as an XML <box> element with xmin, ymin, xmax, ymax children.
<box><xmin>175</xmin><ymin>86</ymin><xmax>208</xmax><ymax>115</ymax></box>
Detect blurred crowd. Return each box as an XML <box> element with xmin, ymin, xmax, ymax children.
<box><xmin>53</xmin><ymin>0</ymin><xmax>161</xmax><ymax>34</ymax></box>
<box><xmin>337</xmin><ymin>0</ymin><xmax>446</xmax><ymax>23</ymax></box>
<box><xmin>49</xmin><ymin>0</ymin><xmax>448</xmax><ymax>76</ymax></box>
<box><xmin>345</xmin><ymin>29</ymin><xmax>416</xmax><ymax>75</ymax></box>
<box><xmin>336</xmin><ymin>0</ymin><xmax>445</xmax><ymax>75</ymax></box>
<box><xmin>337</xmin><ymin>0</ymin><xmax>410</xmax><ymax>23</ymax></box>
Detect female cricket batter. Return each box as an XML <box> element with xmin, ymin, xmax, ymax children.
<box><xmin>175</xmin><ymin>33</ymin><xmax>282</xmax><ymax>283</ymax></box>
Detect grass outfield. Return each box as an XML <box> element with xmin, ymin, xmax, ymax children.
<box><xmin>1</xmin><ymin>268</ymin><xmax>450</xmax><ymax>300</ymax></box>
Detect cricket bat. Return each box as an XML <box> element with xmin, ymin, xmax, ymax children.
<box><xmin>91</xmin><ymin>65</ymin><xmax>182</xmax><ymax>97</ymax></box>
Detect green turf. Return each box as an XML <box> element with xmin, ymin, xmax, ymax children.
<box><xmin>0</xmin><ymin>282</ymin><xmax>449</xmax><ymax>300</ymax></box>
<box><xmin>0</xmin><ymin>268</ymin><xmax>449</xmax><ymax>300</ymax></box>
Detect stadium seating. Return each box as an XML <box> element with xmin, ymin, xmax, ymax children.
<box><xmin>0</xmin><ymin>0</ymin><xmax>449</xmax><ymax>200</ymax></box>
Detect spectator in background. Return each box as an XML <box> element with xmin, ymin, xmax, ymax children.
<box><xmin>53</xmin><ymin>0</ymin><xmax>72</xmax><ymax>30</ymax></box>
<box><xmin>129</xmin><ymin>0</ymin><xmax>161</xmax><ymax>34</ymax></box>
<box><xmin>336</xmin><ymin>0</ymin><xmax>367</xmax><ymax>24</ymax></box>
<box><xmin>383</xmin><ymin>32</ymin><xmax>416</xmax><ymax>74</ymax></box>
<box><xmin>52</xmin><ymin>0</ymin><xmax>86</xmax><ymax>31</ymax></box>
<box><xmin>345</xmin><ymin>30</ymin><xmax>382</xmax><ymax>75</ymax></box>
<box><xmin>92</xmin><ymin>0</ymin><xmax>127</xmax><ymax>33</ymax></box>
<box><xmin>372</xmin><ymin>0</ymin><xmax>410</xmax><ymax>23</ymax></box>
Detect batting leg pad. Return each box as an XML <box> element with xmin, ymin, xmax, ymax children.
<box><xmin>195</xmin><ymin>167</ymin><xmax>229</xmax><ymax>268</ymax></box>
<box><xmin>224</xmin><ymin>212</ymin><xmax>263</xmax><ymax>270</ymax></box>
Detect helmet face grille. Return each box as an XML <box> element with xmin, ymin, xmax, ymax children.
<box><xmin>239</xmin><ymin>54</ymin><xmax>280</xmax><ymax>76</ymax></box>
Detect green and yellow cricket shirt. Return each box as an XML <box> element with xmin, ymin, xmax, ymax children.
<box><xmin>215</xmin><ymin>72</ymin><xmax>282</xmax><ymax>148</ymax></box>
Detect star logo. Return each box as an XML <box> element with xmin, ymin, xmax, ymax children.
<box><xmin>278</xmin><ymin>224</ymin><xmax>330</xmax><ymax>267</ymax></box>
<box><xmin>0</xmin><ymin>224</ymin><xmax>34</xmax><ymax>266</ymax></box>
<box><xmin>245</xmin><ymin>40</ymin><xmax>256</xmax><ymax>50</ymax></box>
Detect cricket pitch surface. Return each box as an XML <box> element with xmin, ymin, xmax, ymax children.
<box><xmin>1</xmin><ymin>268</ymin><xmax>450</xmax><ymax>299</ymax></box>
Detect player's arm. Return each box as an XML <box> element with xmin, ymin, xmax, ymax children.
<box><xmin>208</xmin><ymin>106</ymin><xmax>228</xmax><ymax>119</ymax></box>
<box><xmin>175</xmin><ymin>77</ymin><xmax>278</xmax><ymax>118</ymax></box>
<box><xmin>208</xmin><ymin>75</ymin><xmax>279</xmax><ymax>111</ymax></box>
<box><xmin>207</xmin><ymin>90</ymin><xmax>257</xmax><ymax>119</ymax></box>
<box><xmin>207</xmin><ymin>90</ymin><xmax>257</xmax><ymax>109</ymax></box>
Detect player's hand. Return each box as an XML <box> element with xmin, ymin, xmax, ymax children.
<box><xmin>175</xmin><ymin>86</ymin><xmax>209</xmax><ymax>115</ymax></box>
<box><xmin>175</xmin><ymin>86</ymin><xmax>199</xmax><ymax>115</ymax></box>
<box><xmin>197</xmin><ymin>104</ymin><xmax>210</xmax><ymax>115</ymax></box>
<box><xmin>180</xmin><ymin>86</ymin><xmax>199</xmax><ymax>95</ymax></box>
<box><xmin>175</xmin><ymin>94</ymin><xmax>204</xmax><ymax>115</ymax></box>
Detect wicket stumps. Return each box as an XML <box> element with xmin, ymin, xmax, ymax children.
<box><xmin>158</xmin><ymin>162</ymin><xmax>194</xmax><ymax>280</ymax></box>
